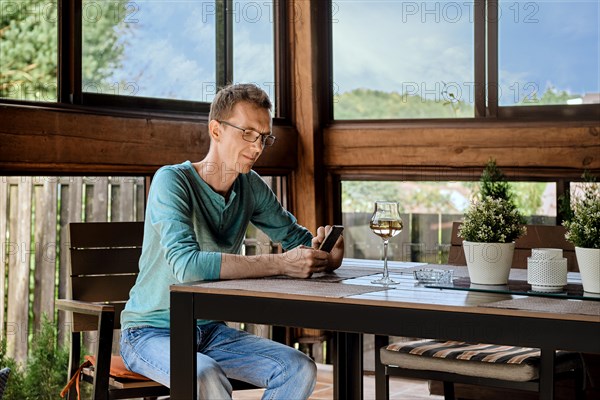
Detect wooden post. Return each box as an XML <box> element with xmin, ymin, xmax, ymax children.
<box><xmin>290</xmin><ymin>0</ymin><xmax>326</xmax><ymax>232</ymax></box>
<box><xmin>0</xmin><ymin>178</ymin><xmax>7</xmax><ymax>339</ymax></box>
<box><xmin>33</xmin><ymin>178</ymin><xmax>58</xmax><ymax>331</ymax></box>
<box><xmin>7</xmin><ymin>180</ymin><xmax>32</xmax><ymax>362</ymax></box>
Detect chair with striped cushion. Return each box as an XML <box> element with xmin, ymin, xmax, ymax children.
<box><xmin>374</xmin><ymin>222</ymin><xmax>586</xmax><ymax>400</ymax></box>
<box><xmin>0</xmin><ymin>367</ymin><xmax>10</xmax><ymax>399</ymax></box>
<box><xmin>376</xmin><ymin>338</ymin><xmax>585</xmax><ymax>400</ymax></box>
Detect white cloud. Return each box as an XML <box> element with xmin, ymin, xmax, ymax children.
<box><xmin>109</xmin><ymin>2</ymin><xmax>216</xmax><ymax>100</ymax></box>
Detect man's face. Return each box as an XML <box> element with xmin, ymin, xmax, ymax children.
<box><xmin>215</xmin><ymin>101</ymin><xmax>272</xmax><ymax>174</ymax></box>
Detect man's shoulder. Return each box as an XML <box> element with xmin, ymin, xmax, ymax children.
<box><xmin>240</xmin><ymin>170</ymin><xmax>270</xmax><ymax>190</ymax></box>
<box><xmin>156</xmin><ymin>161</ymin><xmax>190</xmax><ymax>174</ymax></box>
<box><xmin>151</xmin><ymin>162</ymin><xmax>194</xmax><ymax>189</ymax></box>
<box><xmin>154</xmin><ymin>162</ymin><xmax>193</xmax><ymax>179</ymax></box>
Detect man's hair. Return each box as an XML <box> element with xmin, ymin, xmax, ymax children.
<box><xmin>209</xmin><ymin>83</ymin><xmax>272</xmax><ymax>122</ymax></box>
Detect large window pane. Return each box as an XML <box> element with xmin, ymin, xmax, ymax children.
<box><xmin>0</xmin><ymin>0</ymin><xmax>57</xmax><ymax>102</ymax></box>
<box><xmin>82</xmin><ymin>1</ymin><xmax>276</xmax><ymax>104</ymax></box>
<box><xmin>341</xmin><ymin>181</ymin><xmax>556</xmax><ymax>263</ymax></box>
<box><xmin>82</xmin><ymin>0</ymin><xmax>216</xmax><ymax>102</ymax></box>
<box><xmin>332</xmin><ymin>1</ymin><xmax>475</xmax><ymax>119</ymax></box>
<box><xmin>499</xmin><ymin>1</ymin><xmax>599</xmax><ymax>106</ymax></box>
<box><xmin>233</xmin><ymin>0</ymin><xmax>276</xmax><ymax>109</ymax></box>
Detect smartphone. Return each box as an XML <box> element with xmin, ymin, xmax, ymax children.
<box><xmin>318</xmin><ymin>225</ymin><xmax>344</xmax><ymax>252</ymax></box>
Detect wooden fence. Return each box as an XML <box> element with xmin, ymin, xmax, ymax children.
<box><xmin>1</xmin><ymin>174</ymin><xmax>549</xmax><ymax>364</ymax></box>
<box><xmin>0</xmin><ymin>176</ymin><xmax>146</xmax><ymax>363</ymax></box>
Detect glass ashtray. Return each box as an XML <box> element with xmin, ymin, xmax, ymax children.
<box><xmin>413</xmin><ymin>268</ymin><xmax>454</xmax><ymax>284</ymax></box>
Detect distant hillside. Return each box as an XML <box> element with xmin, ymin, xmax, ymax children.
<box><xmin>333</xmin><ymin>88</ymin><xmax>474</xmax><ymax>119</ymax></box>
<box><xmin>333</xmin><ymin>87</ymin><xmax>582</xmax><ymax>119</ymax></box>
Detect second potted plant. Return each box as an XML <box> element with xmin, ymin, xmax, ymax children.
<box><xmin>562</xmin><ymin>174</ymin><xmax>600</xmax><ymax>293</ymax></box>
<box><xmin>458</xmin><ymin>160</ymin><xmax>527</xmax><ymax>285</ymax></box>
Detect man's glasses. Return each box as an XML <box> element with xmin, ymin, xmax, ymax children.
<box><xmin>218</xmin><ymin>120</ymin><xmax>276</xmax><ymax>147</ymax></box>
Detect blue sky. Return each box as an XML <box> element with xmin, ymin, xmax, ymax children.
<box><xmin>498</xmin><ymin>1</ymin><xmax>599</xmax><ymax>103</ymax></box>
<box><xmin>105</xmin><ymin>0</ymin><xmax>274</xmax><ymax>102</ymax></box>
<box><xmin>100</xmin><ymin>1</ymin><xmax>599</xmax><ymax>106</ymax></box>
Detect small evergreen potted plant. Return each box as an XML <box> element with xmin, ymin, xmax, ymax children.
<box><xmin>458</xmin><ymin>160</ymin><xmax>527</xmax><ymax>285</ymax></box>
<box><xmin>562</xmin><ymin>173</ymin><xmax>600</xmax><ymax>293</ymax></box>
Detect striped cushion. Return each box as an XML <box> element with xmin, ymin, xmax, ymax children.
<box><xmin>386</xmin><ymin>340</ymin><xmax>541</xmax><ymax>365</ymax></box>
<box><xmin>0</xmin><ymin>368</ymin><xmax>10</xmax><ymax>397</ymax></box>
<box><xmin>381</xmin><ymin>339</ymin><xmax>581</xmax><ymax>381</ymax></box>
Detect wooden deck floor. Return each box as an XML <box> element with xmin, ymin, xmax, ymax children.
<box><xmin>232</xmin><ymin>363</ymin><xmax>444</xmax><ymax>400</ymax></box>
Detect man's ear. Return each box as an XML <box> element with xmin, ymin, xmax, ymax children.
<box><xmin>208</xmin><ymin>120</ymin><xmax>221</xmax><ymax>142</ymax></box>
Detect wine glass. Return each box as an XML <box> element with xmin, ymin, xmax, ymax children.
<box><xmin>370</xmin><ymin>201</ymin><xmax>403</xmax><ymax>285</ymax></box>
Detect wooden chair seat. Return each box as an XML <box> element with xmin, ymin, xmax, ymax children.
<box><xmin>80</xmin><ymin>366</ymin><xmax>168</xmax><ymax>395</ymax></box>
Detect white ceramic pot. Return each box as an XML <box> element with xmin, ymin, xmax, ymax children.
<box><xmin>463</xmin><ymin>241</ymin><xmax>515</xmax><ymax>285</ymax></box>
<box><xmin>575</xmin><ymin>247</ymin><xmax>600</xmax><ymax>294</ymax></box>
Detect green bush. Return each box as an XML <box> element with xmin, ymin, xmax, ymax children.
<box><xmin>0</xmin><ymin>315</ymin><xmax>69</xmax><ymax>400</ymax></box>
<box><xmin>459</xmin><ymin>159</ymin><xmax>527</xmax><ymax>243</ymax></box>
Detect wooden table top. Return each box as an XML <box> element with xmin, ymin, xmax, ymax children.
<box><xmin>171</xmin><ymin>258</ymin><xmax>600</xmax><ymax>323</ymax></box>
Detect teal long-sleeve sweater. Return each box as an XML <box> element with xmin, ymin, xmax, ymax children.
<box><xmin>121</xmin><ymin>161</ymin><xmax>313</xmax><ymax>329</ymax></box>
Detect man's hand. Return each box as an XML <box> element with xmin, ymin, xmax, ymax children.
<box><xmin>311</xmin><ymin>225</ymin><xmax>344</xmax><ymax>272</ymax></box>
<box><xmin>279</xmin><ymin>245</ymin><xmax>330</xmax><ymax>278</ymax></box>
<box><xmin>220</xmin><ymin>226</ymin><xmax>345</xmax><ymax>280</ymax></box>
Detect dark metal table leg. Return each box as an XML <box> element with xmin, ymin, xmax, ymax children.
<box><xmin>539</xmin><ymin>348</ymin><xmax>555</xmax><ymax>400</ymax></box>
<box><xmin>170</xmin><ymin>291</ymin><xmax>198</xmax><ymax>400</ymax></box>
<box><xmin>374</xmin><ymin>335</ymin><xmax>389</xmax><ymax>400</ymax></box>
<box><xmin>334</xmin><ymin>332</ymin><xmax>363</xmax><ymax>400</ymax></box>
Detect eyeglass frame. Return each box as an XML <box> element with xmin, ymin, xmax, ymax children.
<box><xmin>217</xmin><ymin>120</ymin><xmax>276</xmax><ymax>147</ymax></box>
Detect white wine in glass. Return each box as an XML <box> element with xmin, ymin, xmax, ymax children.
<box><xmin>370</xmin><ymin>201</ymin><xmax>403</xmax><ymax>285</ymax></box>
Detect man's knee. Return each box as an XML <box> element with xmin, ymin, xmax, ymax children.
<box><xmin>278</xmin><ymin>349</ymin><xmax>317</xmax><ymax>382</ymax></box>
<box><xmin>294</xmin><ymin>352</ymin><xmax>317</xmax><ymax>381</ymax></box>
<box><xmin>196</xmin><ymin>358</ymin><xmax>232</xmax><ymax>397</ymax></box>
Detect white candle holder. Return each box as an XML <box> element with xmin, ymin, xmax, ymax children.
<box><xmin>527</xmin><ymin>248</ymin><xmax>568</xmax><ymax>292</ymax></box>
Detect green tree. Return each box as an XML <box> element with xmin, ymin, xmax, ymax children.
<box><xmin>82</xmin><ymin>0</ymin><xmax>131</xmax><ymax>89</ymax></box>
<box><xmin>342</xmin><ymin>181</ymin><xmax>401</xmax><ymax>213</ymax></box>
<box><xmin>479</xmin><ymin>159</ymin><xmax>514</xmax><ymax>202</ymax></box>
<box><xmin>512</xmin><ymin>182</ymin><xmax>547</xmax><ymax>216</ymax></box>
<box><xmin>524</xmin><ymin>86</ymin><xmax>579</xmax><ymax>105</ymax></box>
<box><xmin>342</xmin><ymin>181</ymin><xmax>469</xmax><ymax>214</ymax></box>
<box><xmin>0</xmin><ymin>0</ymin><xmax>129</xmax><ymax>101</ymax></box>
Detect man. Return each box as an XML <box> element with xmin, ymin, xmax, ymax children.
<box><xmin>120</xmin><ymin>83</ymin><xmax>344</xmax><ymax>399</ymax></box>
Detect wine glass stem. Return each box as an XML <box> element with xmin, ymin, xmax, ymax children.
<box><xmin>383</xmin><ymin>239</ymin><xmax>389</xmax><ymax>279</ymax></box>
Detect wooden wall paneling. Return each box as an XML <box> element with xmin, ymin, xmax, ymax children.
<box><xmin>0</xmin><ymin>106</ymin><xmax>297</xmax><ymax>175</ymax></box>
<box><xmin>324</xmin><ymin>122</ymin><xmax>600</xmax><ymax>171</ymax></box>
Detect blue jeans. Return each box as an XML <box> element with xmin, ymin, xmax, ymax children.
<box><xmin>120</xmin><ymin>322</ymin><xmax>317</xmax><ymax>400</ymax></box>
